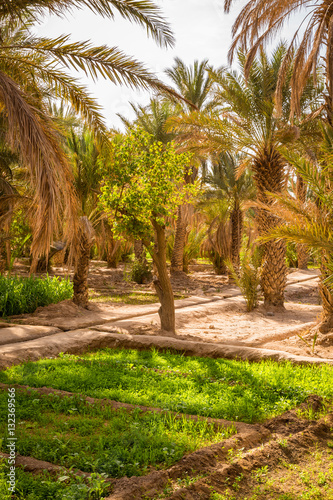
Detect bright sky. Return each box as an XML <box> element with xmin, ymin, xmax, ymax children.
<box><xmin>35</xmin><ymin>0</ymin><xmax>298</xmax><ymax>129</ymax></box>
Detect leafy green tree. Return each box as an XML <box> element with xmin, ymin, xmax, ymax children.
<box><xmin>100</xmin><ymin>129</ymin><xmax>196</xmax><ymax>333</ymax></box>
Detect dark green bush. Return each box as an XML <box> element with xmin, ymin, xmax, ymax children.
<box><xmin>128</xmin><ymin>258</ymin><xmax>152</xmax><ymax>284</ymax></box>
<box><xmin>0</xmin><ymin>275</ymin><xmax>73</xmax><ymax>317</ymax></box>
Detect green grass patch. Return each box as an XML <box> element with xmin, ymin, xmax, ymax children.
<box><xmin>1</xmin><ymin>349</ymin><xmax>333</xmax><ymax>423</ymax></box>
<box><xmin>0</xmin><ymin>390</ymin><xmax>234</xmax><ymax>478</ymax></box>
<box><xmin>89</xmin><ymin>292</ymin><xmax>186</xmax><ymax>305</ymax></box>
<box><xmin>0</xmin><ymin>275</ymin><xmax>73</xmax><ymax>317</ymax></box>
<box><xmin>0</xmin><ymin>459</ymin><xmax>110</xmax><ymax>500</ymax></box>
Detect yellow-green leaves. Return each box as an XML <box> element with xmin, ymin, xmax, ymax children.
<box><xmin>100</xmin><ymin>129</ymin><xmax>198</xmax><ymax>240</ymax></box>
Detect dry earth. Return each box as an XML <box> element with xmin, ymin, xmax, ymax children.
<box><xmin>2</xmin><ymin>263</ymin><xmax>333</xmax><ymax>499</ymax></box>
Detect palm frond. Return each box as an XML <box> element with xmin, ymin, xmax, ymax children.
<box><xmin>0</xmin><ymin>0</ymin><xmax>174</xmax><ymax>48</ymax></box>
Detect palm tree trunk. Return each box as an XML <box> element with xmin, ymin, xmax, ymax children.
<box><xmin>230</xmin><ymin>202</ymin><xmax>243</xmax><ymax>267</ymax></box>
<box><xmin>318</xmin><ymin>259</ymin><xmax>333</xmax><ymax>333</ymax></box>
<box><xmin>73</xmin><ymin>218</ymin><xmax>94</xmax><ymax>308</ymax></box>
<box><xmin>151</xmin><ymin>220</ymin><xmax>175</xmax><ymax>333</ymax></box>
<box><xmin>106</xmin><ymin>231</ymin><xmax>120</xmax><ymax>269</ymax></box>
<box><xmin>134</xmin><ymin>239</ymin><xmax>146</xmax><ymax>261</ymax></box>
<box><xmin>254</xmin><ymin>147</ymin><xmax>287</xmax><ymax>308</ymax></box>
<box><xmin>326</xmin><ymin>17</ymin><xmax>333</xmax><ymax>125</ymax></box>
<box><xmin>170</xmin><ymin>204</ymin><xmax>187</xmax><ymax>273</ymax></box>
<box><xmin>0</xmin><ymin>239</ymin><xmax>6</xmax><ymax>274</ymax></box>
<box><xmin>296</xmin><ymin>174</ymin><xmax>308</xmax><ymax>269</ymax></box>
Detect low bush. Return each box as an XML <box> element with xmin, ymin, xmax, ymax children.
<box><xmin>0</xmin><ymin>275</ymin><xmax>73</xmax><ymax>316</ymax></box>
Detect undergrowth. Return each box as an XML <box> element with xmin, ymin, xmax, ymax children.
<box><xmin>1</xmin><ymin>348</ymin><xmax>333</xmax><ymax>423</ymax></box>
<box><xmin>0</xmin><ymin>275</ymin><xmax>73</xmax><ymax>316</ymax></box>
<box><xmin>0</xmin><ymin>390</ymin><xmax>234</xmax><ymax>478</ymax></box>
<box><xmin>0</xmin><ymin>459</ymin><xmax>110</xmax><ymax>499</ymax></box>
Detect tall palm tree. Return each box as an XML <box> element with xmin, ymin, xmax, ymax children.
<box><xmin>165</xmin><ymin>58</ymin><xmax>214</xmax><ymax>273</ymax></box>
<box><xmin>224</xmin><ymin>0</ymin><xmax>331</xmax><ymax>120</ymax></box>
<box><xmin>261</xmin><ymin>144</ymin><xmax>333</xmax><ymax>333</ymax></box>
<box><xmin>170</xmin><ymin>46</ymin><xmax>312</xmax><ymax>308</ymax></box>
<box><xmin>0</xmin><ymin>1</ymin><xmax>180</xmax><ymax>268</ymax></box>
<box><xmin>205</xmin><ymin>153</ymin><xmax>255</xmax><ymax>267</ymax></box>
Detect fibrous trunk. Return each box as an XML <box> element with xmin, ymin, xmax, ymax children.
<box><xmin>170</xmin><ymin>204</ymin><xmax>187</xmax><ymax>274</ymax></box>
<box><xmin>230</xmin><ymin>202</ymin><xmax>243</xmax><ymax>267</ymax></box>
<box><xmin>254</xmin><ymin>146</ymin><xmax>287</xmax><ymax>308</ymax></box>
<box><xmin>73</xmin><ymin>217</ymin><xmax>94</xmax><ymax>308</ymax></box>
<box><xmin>106</xmin><ymin>230</ymin><xmax>120</xmax><ymax>269</ymax></box>
<box><xmin>296</xmin><ymin>174</ymin><xmax>308</xmax><ymax>269</ymax></box>
<box><xmin>134</xmin><ymin>239</ymin><xmax>147</xmax><ymax>268</ymax></box>
<box><xmin>318</xmin><ymin>260</ymin><xmax>333</xmax><ymax>333</ymax></box>
<box><xmin>152</xmin><ymin>220</ymin><xmax>175</xmax><ymax>334</ymax></box>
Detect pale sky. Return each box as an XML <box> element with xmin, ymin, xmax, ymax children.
<box><xmin>35</xmin><ymin>0</ymin><xmax>298</xmax><ymax>129</ymax></box>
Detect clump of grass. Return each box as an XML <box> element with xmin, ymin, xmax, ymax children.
<box><xmin>0</xmin><ymin>459</ymin><xmax>110</xmax><ymax>500</ymax></box>
<box><xmin>0</xmin><ymin>275</ymin><xmax>73</xmax><ymax>316</ymax></box>
<box><xmin>0</xmin><ymin>390</ymin><xmax>234</xmax><ymax>478</ymax></box>
<box><xmin>2</xmin><ymin>349</ymin><xmax>333</xmax><ymax>423</ymax></box>
<box><xmin>226</xmin><ymin>246</ymin><xmax>263</xmax><ymax>311</ymax></box>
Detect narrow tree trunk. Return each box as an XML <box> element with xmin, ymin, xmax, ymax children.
<box><xmin>326</xmin><ymin>17</ymin><xmax>333</xmax><ymax>125</ymax></box>
<box><xmin>0</xmin><ymin>239</ymin><xmax>6</xmax><ymax>274</ymax></box>
<box><xmin>151</xmin><ymin>220</ymin><xmax>175</xmax><ymax>333</ymax></box>
<box><xmin>230</xmin><ymin>202</ymin><xmax>243</xmax><ymax>267</ymax></box>
<box><xmin>254</xmin><ymin>147</ymin><xmax>287</xmax><ymax>308</ymax></box>
<box><xmin>73</xmin><ymin>218</ymin><xmax>94</xmax><ymax>308</ymax></box>
<box><xmin>134</xmin><ymin>239</ymin><xmax>144</xmax><ymax>260</ymax></box>
<box><xmin>170</xmin><ymin>204</ymin><xmax>187</xmax><ymax>274</ymax></box>
<box><xmin>318</xmin><ymin>260</ymin><xmax>333</xmax><ymax>333</ymax></box>
<box><xmin>296</xmin><ymin>174</ymin><xmax>309</xmax><ymax>269</ymax></box>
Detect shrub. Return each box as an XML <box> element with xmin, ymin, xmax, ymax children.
<box><xmin>226</xmin><ymin>246</ymin><xmax>263</xmax><ymax>311</ymax></box>
<box><xmin>0</xmin><ymin>275</ymin><xmax>73</xmax><ymax>317</ymax></box>
<box><xmin>128</xmin><ymin>258</ymin><xmax>152</xmax><ymax>284</ymax></box>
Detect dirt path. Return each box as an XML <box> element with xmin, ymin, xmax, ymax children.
<box><xmin>1</xmin><ymin>269</ymin><xmax>329</xmax><ymax>369</ymax></box>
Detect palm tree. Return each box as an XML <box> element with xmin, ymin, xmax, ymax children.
<box><xmin>0</xmin><ymin>1</ymin><xmax>180</xmax><ymax>268</ymax></box>
<box><xmin>163</xmin><ymin>59</ymin><xmax>215</xmax><ymax>273</ymax></box>
<box><xmin>204</xmin><ymin>153</ymin><xmax>255</xmax><ymax>267</ymax></box>
<box><xmin>224</xmin><ymin>0</ymin><xmax>332</xmax><ymax>120</ymax></box>
<box><xmin>170</xmin><ymin>46</ymin><xmax>322</xmax><ymax>307</ymax></box>
<box><xmin>261</xmin><ymin>144</ymin><xmax>333</xmax><ymax>333</ymax></box>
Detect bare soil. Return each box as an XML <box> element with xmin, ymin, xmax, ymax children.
<box><xmin>2</xmin><ymin>263</ymin><xmax>333</xmax><ymax>500</ymax></box>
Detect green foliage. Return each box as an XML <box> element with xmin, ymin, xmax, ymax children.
<box><xmin>128</xmin><ymin>257</ymin><xmax>152</xmax><ymax>284</ymax></box>
<box><xmin>3</xmin><ymin>348</ymin><xmax>333</xmax><ymax>423</ymax></box>
<box><xmin>100</xmin><ymin>129</ymin><xmax>197</xmax><ymax>243</ymax></box>
<box><xmin>0</xmin><ymin>390</ymin><xmax>234</xmax><ymax>479</ymax></box>
<box><xmin>0</xmin><ymin>275</ymin><xmax>73</xmax><ymax>316</ymax></box>
<box><xmin>226</xmin><ymin>246</ymin><xmax>262</xmax><ymax>312</ymax></box>
<box><xmin>0</xmin><ymin>459</ymin><xmax>109</xmax><ymax>500</ymax></box>
<box><xmin>285</xmin><ymin>242</ymin><xmax>298</xmax><ymax>268</ymax></box>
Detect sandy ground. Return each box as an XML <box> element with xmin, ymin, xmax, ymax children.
<box><xmin>4</xmin><ymin>264</ymin><xmax>331</xmax><ymax>361</ymax></box>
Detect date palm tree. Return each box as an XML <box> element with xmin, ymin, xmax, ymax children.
<box><xmin>165</xmin><ymin>58</ymin><xmax>214</xmax><ymax>273</ymax></box>
<box><xmin>169</xmin><ymin>46</ymin><xmax>318</xmax><ymax>308</ymax></box>
<box><xmin>204</xmin><ymin>152</ymin><xmax>255</xmax><ymax>267</ymax></box>
<box><xmin>0</xmin><ymin>0</ymin><xmax>179</xmax><ymax>268</ymax></box>
<box><xmin>261</xmin><ymin>143</ymin><xmax>333</xmax><ymax>333</ymax></box>
<box><xmin>224</xmin><ymin>0</ymin><xmax>331</xmax><ymax>120</ymax></box>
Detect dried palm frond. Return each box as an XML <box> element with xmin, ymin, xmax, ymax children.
<box><xmin>224</xmin><ymin>0</ymin><xmax>330</xmax><ymax>118</ymax></box>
